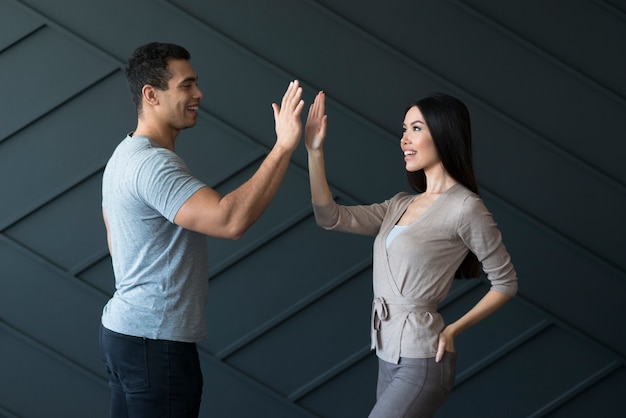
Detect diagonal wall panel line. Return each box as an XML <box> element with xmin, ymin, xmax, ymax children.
<box><xmin>4</xmin><ymin>3</ymin><xmax>370</xmax><ymax>394</ymax></box>
<box><xmin>0</xmin><ymin>66</ymin><xmax>119</xmax><ymax>230</ymax></box>
<box><xmin>220</xmin><ymin>279</ymin><xmax>494</xmax><ymax>402</ymax></box>
<box><xmin>594</xmin><ymin>0</ymin><xmax>626</xmax><ymax>22</ymax></box>
<box><xmin>1</xmin><ymin>85</ymin><xmax>616</xmax><ymax>414</ymax></box>
<box><xmin>126</xmin><ymin>171</ymin><xmax>624</xmax><ymax>390</ymax></box>
<box><xmin>208</xmin><ymin>204</ymin><xmax>314</xmax><ymax>278</ymax></box>
<box><xmin>0</xmin><ymin>66</ymin><xmax>118</xmax><ymax>145</ymax></box>
<box><xmin>166</xmin><ymin>0</ymin><xmax>626</xmax><ymax>282</ymax></box>
<box><xmin>291</xmin><ymin>295</ymin><xmax>550</xmax><ymax>402</ymax></box>
<box><xmin>4</xmin><ymin>1</ymin><xmax>616</xmax><ymax>414</ymax></box>
<box><xmin>162</xmin><ymin>0</ymin><xmax>370</xmax><ymax>207</ymax></box>
<box><xmin>11</xmin><ymin>0</ymin><xmax>122</xmax><ymax>65</ymax></box>
<box><xmin>218</xmin><ymin>270</ymin><xmax>483</xmax><ymax>400</ymax></box>
<box><xmin>0</xmin><ymin>21</ymin><xmax>45</xmax><ymax>55</ymax></box>
<box><xmin>450</xmin><ymin>315</ymin><xmax>624</xmax><ymax>416</ymax></box>
<box><xmin>29</xmin><ymin>162</ymin><xmax>106</xmax><ymax>208</ymax></box>
<box><xmin>0</xmin><ymin>405</ymin><xmax>19</xmax><ymax>418</ymax></box>
<box><xmin>527</xmin><ymin>362</ymin><xmax>624</xmax><ymax>418</ymax></box>
<box><xmin>305</xmin><ymin>0</ymin><xmax>626</xmax><ymax>192</ymax></box>
<box><xmin>11</xmin><ymin>0</ymin><xmax>625</xmax><ymax>275</ymax></box>
<box><xmin>74</xmin><ymin>155</ymin><xmax>276</xmax><ymax>278</ymax></box>
<box><xmin>0</xmin><ymin>319</ymin><xmax>108</xmax><ymax>390</ymax></box>
<box><xmin>440</xmin><ymin>279</ymin><xmax>487</xmax><ymax>307</ymax></box>
<box><xmin>73</xmin><ymin>155</ymin><xmax>279</xmax><ymax>276</ymax></box>
<box><xmin>166</xmin><ymin>0</ymin><xmax>413</xmax><ymax>152</ymax></box>
<box><xmin>0</xmin><ymin>26</ymin><xmax>119</xmax><ymax>145</ymax></box>
<box><xmin>288</xmin><ymin>346</ymin><xmax>374</xmax><ymax>402</ymax></box>
<box><xmin>80</xmin><ymin>158</ymin><xmax>314</xmax><ymax>278</ymax></box>
<box><xmin>0</xmin><ymin>250</ymin><xmax>316</xmax><ymax>418</ymax></box>
<box><xmin>10</xmin><ymin>0</ymin><xmax>296</xmax><ymax>168</ymax></box>
<box><xmin>214</xmin><ymin>256</ymin><xmax>374</xmax><ymax>360</ymax></box>
<box><xmin>470</xmin><ymin>190</ymin><xmax>626</xmax><ymax>356</ymax></box>
<box><xmin>164</xmin><ymin>0</ymin><xmax>304</xmax><ymax>90</ymax></box>
<box><xmin>454</xmin><ymin>320</ymin><xmax>552</xmax><ymax>387</ymax></box>
<box><xmin>288</xmin><ymin>280</ymin><xmax>488</xmax><ymax>401</ymax></box>
<box><xmin>515</xmin><ymin>293</ymin><xmax>626</xmax><ymax>364</ymax></box>
<box><xmin>197</xmin><ymin>349</ymin><xmax>319</xmax><ymax>417</ymax></box>
<box><xmin>0</xmin><ymin>233</ymin><xmax>108</xmax><ymax>300</ymax></box>
<box><xmin>167</xmin><ymin>0</ymin><xmax>626</xmax><ymax>276</ymax></box>
<box><xmin>481</xmin><ymin>186</ymin><xmax>626</xmax><ymax>280</ymax></box>
<box><xmin>0</xmin><ymin>153</ymin><xmax>313</xmax><ymax>416</ymax></box>
<box><xmin>453</xmin><ymin>0</ymin><xmax>626</xmax><ymax>106</ymax></box>
<box><xmin>287</xmin><ymin>302</ymin><xmax>625</xmax><ymax>409</ymax></box>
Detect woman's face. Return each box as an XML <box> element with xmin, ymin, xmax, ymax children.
<box><xmin>401</xmin><ymin>106</ymin><xmax>440</xmax><ymax>173</ymax></box>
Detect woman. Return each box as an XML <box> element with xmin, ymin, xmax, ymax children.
<box><xmin>305</xmin><ymin>91</ymin><xmax>518</xmax><ymax>417</ymax></box>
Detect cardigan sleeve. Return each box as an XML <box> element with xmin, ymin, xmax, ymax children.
<box><xmin>457</xmin><ymin>195</ymin><xmax>518</xmax><ymax>297</ymax></box>
<box><xmin>312</xmin><ymin>193</ymin><xmax>408</xmax><ymax>237</ymax></box>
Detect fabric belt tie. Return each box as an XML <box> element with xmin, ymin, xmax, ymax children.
<box><xmin>370</xmin><ymin>296</ymin><xmax>437</xmax><ymax>352</ymax></box>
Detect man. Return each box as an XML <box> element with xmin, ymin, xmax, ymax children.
<box><xmin>100</xmin><ymin>42</ymin><xmax>304</xmax><ymax>417</ymax></box>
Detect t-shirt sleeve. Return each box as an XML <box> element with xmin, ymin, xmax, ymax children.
<box><xmin>457</xmin><ymin>195</ymin><xmax>518</xmax><ymax>297</ymax></box>
<box><xmin>134</xmin><ymin>149</ymin><xmax>207</xmax><ymax>223</ymax></box>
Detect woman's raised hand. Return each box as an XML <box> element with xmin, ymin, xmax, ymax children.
<box><xmin>305</xmin><ymin>91</ymin><xmax>327</xmax><ymax>152</ymax></box>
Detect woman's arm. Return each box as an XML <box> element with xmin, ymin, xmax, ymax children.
<box><xmin>305</xmin><ymin>91</ymin><xmax>332</xmax><ymax>205</ymax></box>
<box><xmin>436</xmin><ymin>289</ymin><xmax>512</xmax><ymax>362</ymax></box>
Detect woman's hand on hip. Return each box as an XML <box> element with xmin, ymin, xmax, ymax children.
<box><xmin>436</xmin><ymin>327</ymin><xmax>456</xmax><ymax>363</ymax></box>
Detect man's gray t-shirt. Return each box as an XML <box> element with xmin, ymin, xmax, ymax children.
<box><xmin>101</xmin><ymin>135</ymin><xmax>208</xmax><ymax>342</ymax></box>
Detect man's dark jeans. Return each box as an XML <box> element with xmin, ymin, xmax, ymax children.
<box><xmin>100</xmin><ymin>324</ymin><xmax>203</xmax><ymax>418</ymax></box>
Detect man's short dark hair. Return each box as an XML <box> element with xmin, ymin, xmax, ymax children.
<box><xmin>125</xmin><ymin>42</ymin><xmax>191</xmax><ymax>114</ymax></box>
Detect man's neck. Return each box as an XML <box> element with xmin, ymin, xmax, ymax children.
<box><xmin>133</xmin><ymin>118</ymin><xmax>178</xmax><ymax>152</ymax></box>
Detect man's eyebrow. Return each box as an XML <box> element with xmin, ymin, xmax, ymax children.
<box><xmin>178</xmin><ymin>76</ymin><xmax>199</xmax><ymax>84</ymax></box>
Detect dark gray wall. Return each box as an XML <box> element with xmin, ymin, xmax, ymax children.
<box><xmin>1</xmin><ymin>0</ymin><xmax>624</xmax><ymax>417</ymax></box>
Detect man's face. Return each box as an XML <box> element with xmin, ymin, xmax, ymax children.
<box><xmin>155</xmin><ymin>59</ymin><xmax>203</xmax><ymax>130</ymax></box>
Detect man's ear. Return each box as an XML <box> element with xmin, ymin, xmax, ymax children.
<box><xmin>142</xmin><ymin>85</ymin><xmax>159</xmax><ymax>107</ymax></box>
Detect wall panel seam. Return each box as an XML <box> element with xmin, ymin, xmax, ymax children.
<box><xmin>197</xmin><ymin>350</ymin><xmax>319</xmax><ymax>417</ymax></box>
<box><xmin>164</xmin><ymin>0</ymin><xmax>300</xmax><ymax>82</ymax></box>
<box><xmin>0</xmin><ymin>233</ymin><xmax>109</xmax><ymax>300</ymax></box>
<box><xmin>0</xmin><ymin>319</ymin><xmax>108</xmax><ymax>389</ymax></box>
<box><xmin>452</xmin><ymin>0</ymin><xmax>626</xmax><ymax>106</ymax></box>
<box><xmin>0</xmin><ymin>154</ymin><xmax>109</xmax><ymax>231</ymax></box>
<box><xmin>9</xmin><ymin>0</ymin><xmax>286</xmax><ymax>159</ymax></box>
<box><xmin>481</xmin><ymin>187</ymin><xmax>626</xmax><ymax>281</ymax></box>
<box><xmin>0</xmin><ymin>60</ymin><xmax>120</xmax><ymax>147</ymax></box>
<box><xmin>0</xmin><ymin>21</ymin><xmax>45</xmax><ymax>55</ymax></box>
<box><xmin>214</xmin><ymin>257</ymin><xmax>373</xmax><ymax>360</ymax></box>
<box><xmin>288</xmin><ymin>346</ymin><xmax>374</xmax><ymax>401</ymax></box>
<box><xmin>515</xmin><ymin>294</ymin><xmax>626</xmax><ymax>363</ymax></box>
<box><xmin>593</xmin><ymin>0</ymin><xmax>626</xmax><ymax>22</ymax></box>
<box><xmin>208</xmin><ymin>204</ymin><xmax>314</xmax><ymax>277</ymax></box>
<box><xmin>11</xmin><ymin>0</ymin><xmax>123</xmax><ymax>64</ymax></box>
<box><xmin>307</xmin><ymin>0</ymin><xmax>626</xmax><ymax>192</ymax></box>
<box><xmin>0</xmin><ymin>403</ymin><xmax>20</xmax><ymax>418</ymax></box>
<box><xmin>527</xmin><ymin>361</ymin><xmax>624</xmax><ymax>417</ymax></box>
<box><xmin>453</xmin><ymin>319</ymin><xmax>552</xmax><ymax>387</ymax></box>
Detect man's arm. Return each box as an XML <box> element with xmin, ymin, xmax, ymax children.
<box><xmin>174</xmin><ymin>80</ymin><xmax>304</xmax><ymax>239</ymax></box>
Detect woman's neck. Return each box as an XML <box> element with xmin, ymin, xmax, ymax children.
<box><xmin>423</xmin><ymin>166</ymin><xmax>457</xmax><ymax>194</ymax></box>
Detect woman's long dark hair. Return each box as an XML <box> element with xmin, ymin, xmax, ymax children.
<box><xmin>406</xmin><ymin>93</ymin><xmax>481</xmax><ymax>279</ymax></box>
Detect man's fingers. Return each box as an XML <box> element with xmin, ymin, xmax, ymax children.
<box><xmin>282</xmin><ymin>80</ymin><xmax>301</xmax><ymax>109</ymax></box>
<box><xmin>271</xmin><ymin>103</ymin><xmax>280</xmax><ymax>121</ymax></box>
